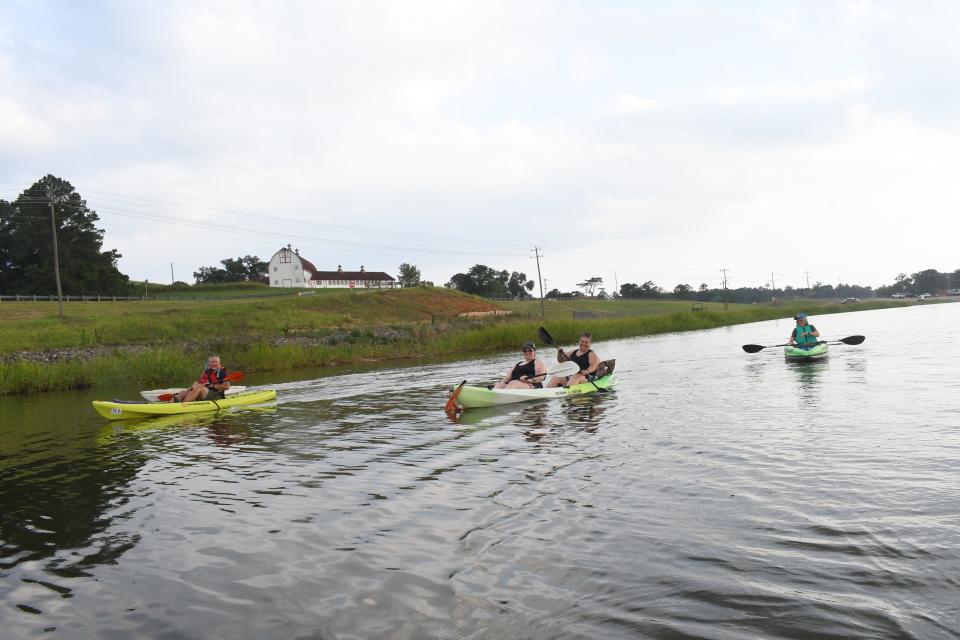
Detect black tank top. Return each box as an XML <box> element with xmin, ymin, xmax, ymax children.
<box><xmin>567</xmin><ymin>349</ymin><xmax>592</xmax><ymax>371</ymax></box>
<box><xmin>510</xmin><ymin>360</ymin><xmax>537</xmax><ymax>380</ymax></box>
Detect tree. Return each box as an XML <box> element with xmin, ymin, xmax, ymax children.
<box><xmin>619</xmin><ymin>283</ymin><xmax>641</xmax><ymax>298</ymax></box>
<box><xmin>193</xmin><ymin>265</ymin><xmax>228</xmax><ymax>284</ymax></box>
<box><xmin>506</xmin><ymin>271</ymin><xmax>534</xmax><ymax>299</ymax></box>
<box><xmin>951</xmin><ymin>270</ymin><xmax>960</xmax><ymax>289</ymax></box>
<box><xmin>194</xmin><ymin>255</ymin><xmax>267</xmax><ymax>284</ymax></box>
<box><xmin>0</xmin><ymin>175</ymin><xmax>129</xmax><ymax>295</ymax></box>
<box><xmin>397</xmin><ymin>263</ymin><xmax>422</xmax><ymax>288</ymax></box>
<box><xmin>697</xmin><ymin>283</ymin><xmax>712</xmax><ymax>302</ymax></box>
<box><xmin>639</xmin><ymin>280</ymin><xmax>664</xmax><ymax>299</ymax></box>
<box><xmin>911</xmin><ymin>268</ymin><xmax>947</xmax><ymax>294</ymax></box>
<box><xmin>673</xmin><ymin>283</ymin><xmax>693</xmax><ymax>299</ymax></box>
<box><xmin>577</xmin><ymin>276</ymin><xmax>603</xmax><ymax>297</ymax></box>
<box><xmin>445</xmin><ymin>264</ymin><xmax>510</xmax><ymax>297</ymax></box>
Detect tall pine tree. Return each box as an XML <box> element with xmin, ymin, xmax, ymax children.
<box><xmin>0</xmin><ymin>175</ymin><xmax>129</xmax><ymax>295</ymax></box>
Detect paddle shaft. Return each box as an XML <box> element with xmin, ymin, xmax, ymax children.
<box><xmin>742</xmin><ymin>335</ymin><xmax>865</xmax><ymax>353</ymax></box>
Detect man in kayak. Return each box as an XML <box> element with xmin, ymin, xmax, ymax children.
<box><xmin>789</xmin><ymin>312</ymin><xmax>820</xmax><ymax>350</ymax></box>
<box><xmin>171</xmin><ymin>355</ymin><xmax>232</xmax><ymax>402</ymax></box>
<box><xmin>493</xmin><ymin>341</ymin><xmax>549</xmax><ymax>389</ymax></box>
<box><xmin>545</xmin><ymin>332</ymin><xmax>602</xmax><ymax>388</ymax></box>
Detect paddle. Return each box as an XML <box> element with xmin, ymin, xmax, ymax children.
<box><xmin>444</xmin><ymin>380</ymin><xmax>467</xmax><ymax>413</ymax></box>
<box><xmin>741</xmin><ymin>335</ymin><xmax>866</xmax><ymax>353</ymax></box>
<box><xmin>157</xmin><ymin>371</ymin><xmax>245</xmax><ymax>401</ymax></box>
<box><xmin>537</xmin><ymin>326</ymin><xmax>607</xmax><ymax>392</ymax></box>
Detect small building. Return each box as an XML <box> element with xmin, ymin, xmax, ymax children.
<box><xmin>311</xmin><ymin>265</ymin><xmax>397</xmax><ymax>289</ymax></box>
<box><xmin>267</xmin><ymin>246</ymin><xmax>396</xmax><ymax>289</ymax></box>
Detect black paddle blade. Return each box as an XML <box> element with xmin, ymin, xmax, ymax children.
<box><xmin>839</xmin><ymin>335</ymin><xmax>866</xmax><ymax>345</ymax></box>
<box><xmin>742</xmin><ymin>344</ymin><xmax>765</xmax><ymax>353</ymax></box>
<box><xmin>538</xmin><ymin>326</ymin><xmax>556</xmax><ymax>346</ymax></box>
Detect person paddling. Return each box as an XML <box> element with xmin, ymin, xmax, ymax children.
<box><xmin>171</xmin><ymin>355</ymin><xmax>232</xmax><ymax>403</ymax></box>
<box><xmin>788</xmin><ymin>312</ymin><xmax>820</xmax><ymax>350</ymax></box>
<box><xmin>545</xmin><ymin>332</ymin><xmax>602</xmax><ymax>388</ymax></box>
<box><xmin>493</xmin><ymin>341</ymin><xmax>548</xmax><ymax>389</ymax></box>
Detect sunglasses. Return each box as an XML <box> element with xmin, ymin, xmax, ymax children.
<box><xmin>522</xmin><ymin>348</ymin><xmax>535</xmax><ymax>352</ymax></box>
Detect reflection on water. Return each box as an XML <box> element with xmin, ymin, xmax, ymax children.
<box><xmin>2</xmin><ymin>304</ymin><xmax>960</xmax><ymax>638</ymax></box>
<box><xmin>787</xmin><ymin>359</ymin><xmax>826</xmax><ymax>405</ymax></box>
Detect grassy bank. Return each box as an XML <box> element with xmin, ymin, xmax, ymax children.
<box><xmin>0</xmin><ymin>289</ymin><xmax>910</xmax><ymax>396</ymax></box>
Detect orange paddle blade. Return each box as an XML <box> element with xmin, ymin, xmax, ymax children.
<box><xmin>444</xmin><ymin>380</ymin><xmax>467</xmax><ymax>413</ymax></box>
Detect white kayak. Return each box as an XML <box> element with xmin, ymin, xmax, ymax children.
<box><xmin>140</xmin><ymin>386</ymin><xmax>247</xmax><ymax>402</ymax></box>
<box><xmin>452</xmin><ymin>373</ymin><xmax>617</xmax><ymax>409</ymax></box>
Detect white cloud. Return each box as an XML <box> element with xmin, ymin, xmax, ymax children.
<box><xmin>3</xmin><ymin>1</ymin><xmax>960</xmax><ymax>289</ymax></box>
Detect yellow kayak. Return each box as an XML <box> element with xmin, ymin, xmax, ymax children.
<box><xmin>93</xmin><ymin>390</ymin><xmax>277</xmax><ymax>421</ymax></box>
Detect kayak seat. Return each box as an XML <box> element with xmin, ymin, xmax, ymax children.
<box><xmin>595</xmin><ymin>359</ymin><xmax>616</xmax><ymax>378</ymax></box>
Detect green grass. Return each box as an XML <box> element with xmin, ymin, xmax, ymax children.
<box><xmin>0</xmin><ymin>289</ymin><xmax>915</xmax><ymax>395</ymax></box>
<box><xmin>499</xmin><ymin>298</ymin><xmax>741</xmax><ymax>321</ymax></box>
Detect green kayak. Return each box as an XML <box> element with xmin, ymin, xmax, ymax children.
<box><xmin>93</xmin><ymin>390</ymin><xmax>277</xmax><ymax>420</ymax></box>
<box><xmin>784</xmin><ymin>343</ymin><xmax>828</xmax><ymax>362</ymax></box>
<box><xmin>452</xmin><ymin>374</ymin><xmax>617</xmax><ymax>409</ymax></box>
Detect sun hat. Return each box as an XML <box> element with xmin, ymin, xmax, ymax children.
<box><xmin>521</xmin><ymin>340</ymin><xmax>536</xmax><ymax>350</ymax></box>
<box><xmin>794</xmin><ymin>312</ymin><xmax>807</xmax><ymax>320</ymax></box>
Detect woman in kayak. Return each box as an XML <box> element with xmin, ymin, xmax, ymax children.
<box><xmin>493</xmin><ymin>341</ymin><xmax>548</xmax><ymax>389</ymax></box>
<box><xmin>545</xmin><ymin>332</ymin><xmax>602</xmax><ymax>388</ymax></box>
<box><xmin>171</xmin><ymin>355</ymin><xmax>232</xmax><ymax>402</ymax></box>
<box><xmin>788</xmin><ymin>312</ymin><xmax>820</xmax><ymax>350</ymax></box>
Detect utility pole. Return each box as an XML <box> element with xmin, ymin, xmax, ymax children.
<box><xmin>720</xmin><ymin>268</ymin><xmax>729</xmax><ymax>312</ymax></box>
<box><xmin>805</xmin><ymin>271</ymin><xmax>810</xmax><ymax>290</ymax></box>
<box><xmin>48</xmin><ymin>197</ymin><xmax>64</xmax><ymax>319</ymax></box>
<box><xmin>531</xmin><ymin>246</ymin><xmax>545</xmax><ymax>317</ymax></box>
<box><xmin>614</xmin><ymin>272</ymin><xmax>619</xmax><ymax>299</ymax></box>
<box><xmin>171</xmin><ymin>263</ymin><xmax>175</xmax><ymax>284</ymax></box>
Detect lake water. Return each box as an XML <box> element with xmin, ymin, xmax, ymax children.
<box><xmin>1</xmin><ymin>304</ymin><xmax>958</xmax><ymax>639</ymax></box>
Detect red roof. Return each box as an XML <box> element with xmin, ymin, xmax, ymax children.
<box><xmin>311</xmin><ymin>271</ymin><xmax>395</xmax><ymax>281</ymax></box>
<box><xmin>298</xmin><ymin>257</ymin><xmax>319</xmax><ymax>275</ymax></box>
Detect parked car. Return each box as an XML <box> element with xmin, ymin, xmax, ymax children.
<box><xmin>947</xmin><ymin>289</ymin><xmax>960</xmax><ymax>296</ymax></box>
<box><xmin>918</xmin><ymin>293</ymin><xmax>931</xmax><ymax>301</ymax></box>
<box><xmin>891</xmin><ymin>293</ymin><xmax>906</xmax><ymax>299</ymax></box>
<box><xmin>841</xmin><ymin>297</ymin><xmax>859</xmax><ymax>304</ymax></box>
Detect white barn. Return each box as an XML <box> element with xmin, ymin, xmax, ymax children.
<box><xmin>267</xmin><ymin>246</ymin><xmax>397</xmax><ymax>289</ymax></box>
<box><xmin>267</xmin><ymin>246</ymin><xmax>317</xmax><ymax>288</ymax></box>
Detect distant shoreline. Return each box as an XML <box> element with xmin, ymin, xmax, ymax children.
<box><xmin>0</xmin><ymin>292</ymin><xmax>913</xmax><ymax>396</ymax></box>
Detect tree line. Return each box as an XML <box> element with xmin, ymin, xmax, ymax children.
<box><xmin>445</xmin><ymin>266</ymin><xmax>960</xmax><ymax>303</ymax></box>
<box><xmin>4</xmin><ymin>176</ymin><xmax>958</xmax><ymax>300</ymax></box>
<box><xmin>0</xmin><ymin>175</ymin><xmax>434</xmax><ymax>295</ymax></box>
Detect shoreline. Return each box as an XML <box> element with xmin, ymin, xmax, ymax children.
<box><xmin>0</xmin><ymin>299</ymin><xmax>911</xmax><ymax>396</ymax></box>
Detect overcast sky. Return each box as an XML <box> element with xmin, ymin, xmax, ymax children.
<box><xmin>2</xmin><ymin>0</ymin><xmax>959</xmax><ymax>293</ymax></box>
